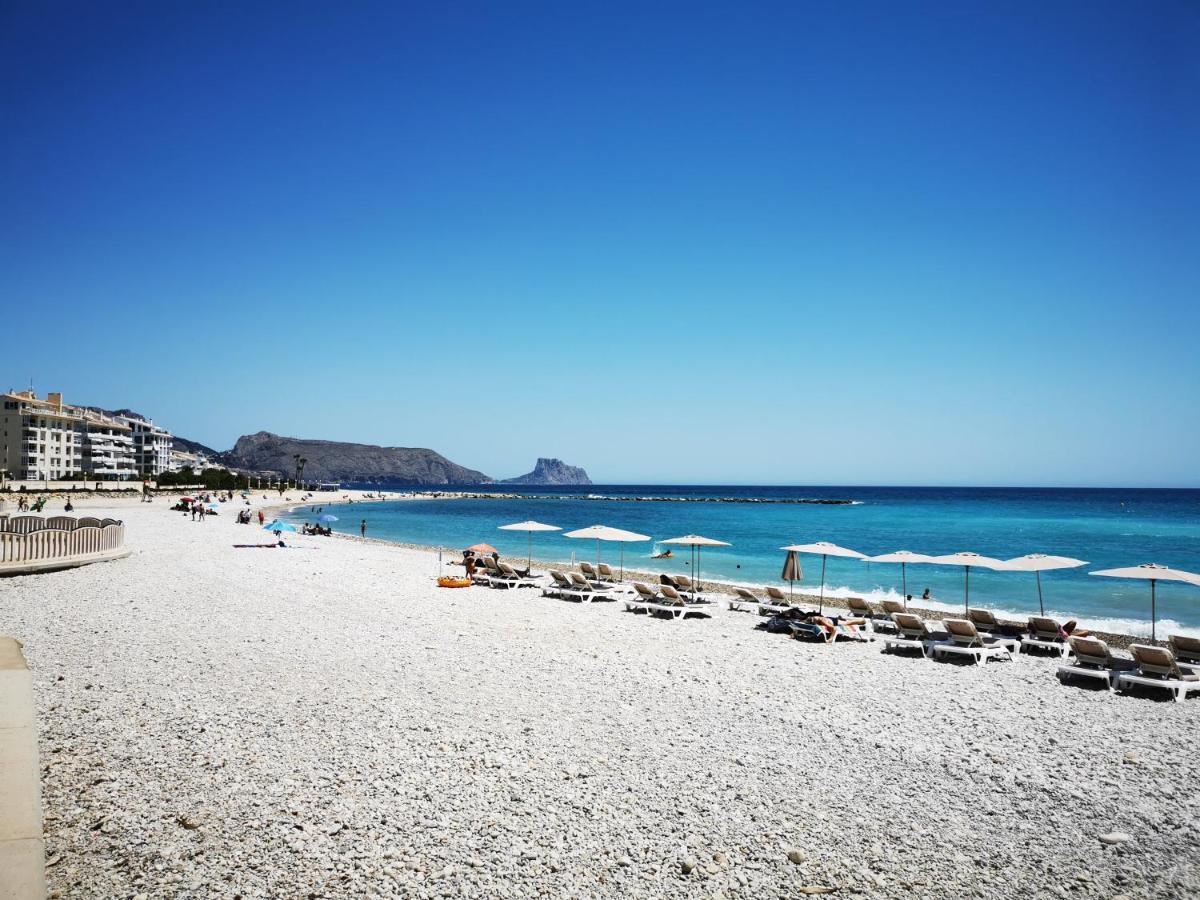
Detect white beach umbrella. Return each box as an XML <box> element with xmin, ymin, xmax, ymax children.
<box><xmin>563</xmin><ymin>524</ymin><xmax>651</xmax><ymax>579</ymax></box>
<box><xmin>862</xmin><ymin>551</ymin><xmax>936</xmax><ymax>610</ymax></box>
<box><xmin>498</xmin><ymin>520</ymin><xmax>561</xmax><ymax>570</ymax></box>
<box><xmin>780</xmin><ymin>542</ymin><xmax>866</xmax><ymax>614</ymax></box>
<box><xmin>927</xmin><ymin>552</ymin><xmax>1007</xmax><ymax>614</ymax></box>
<box><xmin>1089</xmin><ymin>563</ymin><xmax>1200</xmax><ymax>642</ymax></box>
<box><xmin>660</xmin><ymin>534</ymin><xmax>731</xmax><ymax>599</ymax></box>
<box><xmin>1003</xmin><ymin>554</ymin><xmax>1088</xmax><ymax>617</ymax></box>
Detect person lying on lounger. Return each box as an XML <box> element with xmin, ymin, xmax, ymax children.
<box><xmin>789</xmin><ymin>611</ymin><xmax>869</xmax><ymax>643</ymax></box>
<box><xmin>1057</xmin><ymin>620</ymin><xmax>1091</xmax><ymax>639</ymax></box>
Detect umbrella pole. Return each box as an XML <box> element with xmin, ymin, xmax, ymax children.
<box><xmin>527</xmin><ymin>532</ymin><xmax>532</xmax><ymax>572</ymax></box>
<box><xmin>1036</xmin><ymin>570</ymin><xmax>1044</xmax><ymax>617</ymax></box>
<box><xmin>902</xmin><ymin>563</ymin><xmax>907</xmax><ymax>610</ymax></box>
<box><xmin>819</xmin><ymin>555</ymin><xmax>826</xmax><ymax>614</ymax></box>
<box><xmin>1151</xmin><ymin>579</ymin><xmax>1157</xmax><ymax>643</ymax></box>
<box><xmin>620</xmin><ymin>544</ymin><xmax>624</xmax><ymax>581</ymax></box>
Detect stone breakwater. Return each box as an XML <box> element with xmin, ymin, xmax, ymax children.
<box><xmin>0</xmin><ymin>495</ymin><xmax>1196</xmax><ymax>899</ymax></box>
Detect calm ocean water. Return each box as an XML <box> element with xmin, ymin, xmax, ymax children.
<box><xmin>285</xmin><ymin>486</ymin><xmax>1200</xmax><ymax>636</ymax></box>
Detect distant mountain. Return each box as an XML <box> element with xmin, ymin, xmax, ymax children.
<box><xmin>172</xmin><ymin>435</ymin><xmax>222</xmax><ymax>459</ymax></box>
<box><xmin>223</xmin><ymin>431</ymin><xmax>491</xmax><ymax>485</ymax></box>
<box><xmin>502</xmin><ymin>458</ymin><xmax>591</xmax><ymax>485</ymax></box>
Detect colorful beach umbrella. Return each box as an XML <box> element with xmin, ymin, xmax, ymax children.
<box><xmin>862</xmin><ymin>551</ymin><xmax>936</xmax><ymax>610</ymax></box>
<box><xmin>1002</xmin><ymin>554</ymin><xmax>1088</xmax><ymax>617</ymax></box>
<box><xmin>780</xmin><ymin>542</ymin><xmax>866</xmax><ymax>614</ymax></box>
<box><xmin>563</xmin><ymin>525</ymin><xmax>651</xmax><ymax>578</ymax></box>
<box><xmin>927</xmin><ymin>552</ymin><xmax>1007</xmax><ymax>615</ymax></box>
<box><xmin>1089</xmin><ymin>563</ymin><xmax>1200</xmax><ymax>642</ymax></box>
<box><xmin>498</xmin><ymin>520</ymin><xmax>561</xmax><ymax>570</ymax></box>
<box><xmin>263</xmin><ymin>520</ymin><xmax>296</xmax><ymax>533</ymax></box>
<box><xmin>660</xmin><ymin>535</ymin><xmax>731</xmax><ymax>599</ymax></box>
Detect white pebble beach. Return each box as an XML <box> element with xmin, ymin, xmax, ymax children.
<box><xmin>2</xmin><ymin>494</ymin><xmax>1197</xmax><ymax>899</ymax></box>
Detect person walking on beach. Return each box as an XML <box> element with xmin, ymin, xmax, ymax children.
<box><xmin>258</xmin><ymin>509</ymin><xmax>265</xmax><ymax>526</ymax></box>
<box><xmin>360</xmin><ymin>519</ymin><xmax>367</xmax><ymax>538</ymax></box>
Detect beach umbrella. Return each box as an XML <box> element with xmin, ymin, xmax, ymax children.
<box><xmin>862</xmin><ymin>551</ymin><xmax>936</xmax><ymax>609</ymax></box>
<box><xmin>318</xmin><ymin>514</ymin><xmax>339</xmax><ymax>523</ymax></box>
<box><xmin>466</xmin><ymin>542</ymin><xmax>498</xmax><ymax>556</ymax></box>
<box><xmin>498</xmin><ymin>520</ymin><xmax>562</xmax><ymax>570</ymax></box>
<box><xmin>781</xmin><ymin>550</ymin><xmax>802</xmax><ymax>600</ymax></box>
<box><xmin>780</xmin><ymin>542</ymin><xmax>866</xmax><ymax>614</ymax></box>
<box><xmin>180</xmin><ymin>496</ymin><xmax>194</xmax><ymax>502</ymax></box>
<box><xmin>563</xmin><ymin>525</ymin><xmax>651</xmax><ymax>579</ymax></box>
<box><xmin>263</xmin><ymin>520</ymin><xmax>296</xmax><ymax>533</ymax></box>
<box><xmin>660</xmin><ymin>535</ymin><xmax>731</xmax><ymax>599</ymax></box>
<box><xmin>1002</xmin><ymin>554</ymin><xmax>1088</xmax><ymax>617</ymax></box>
<box><xmin>1089</xmin><ymin>563</ymin><xmax>1200</xmax><ymax>642</ymax></box>
<box><xmin>927</xmin><ymin>552</ymin><xmax>1007</xmax><ymax>614</ymax></box>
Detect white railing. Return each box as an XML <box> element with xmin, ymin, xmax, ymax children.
<box><xmin>0</xmin><ymin>517</ymin><xmax>127</xmax><ymax>569</ymax></box>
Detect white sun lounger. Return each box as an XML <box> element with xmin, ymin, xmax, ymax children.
<box><xmin>965</xmin><ymin>608</ymin><xmax>1022</xmax><ymax>653</ymax></box>
<box><xmin>729</xmin><ymin>588</ymin><xmax>760</xmax><ymax>611</ymax></box>
<box><xmin>757</xmin><ymin>586</ymin><xmax>792</xmax><ymax>616</ymax></box>
<box><xmin>491</xmin><ymin>562</ymin><xmax>538</xmax><ymax>589</ymax></box>
<box><xmin>1020</xmin><ymin>617</ymin><xmax>1071</xmax><ymax>658</ymax></box>
<box><xmin>643</xmin><ymin>584</ymin><xmax>711</xmax><ymax>621</ymax></box>
<box><xmin>883</xmin><ymin>613</ymin><xmax>943</xmax><ymax>658</ymax></box>
<box><xmin>845</xmin><ymin>596</ymin><xmax>896</xmax><ymax>633</ymax></box>
<box><xmin>931</xmin><ymin>619</ymin><xmax>1013</xmax><ymax>665</ymax></box>
<box><xmin>596</xmin><ymin>563</ymin><xmax>620</xmax><ymax>583</ymax></box>
<box><xmin>566</xmin><ymin>572</ymin><xmax>617</xmax><ymax>603</ymax></box>
<box><xmin>625</xmin><ymin>582</ymin><xmax>660</xmax><ymax>613</ymax></box>
<box><xmin>1056</xmin><ymin>636</ymin><xmax>1134</xmax><ymax>690</ymax></box>
<box><xmin>1168</xmin><ymin>635</ymin><xmax>1200</xmax><ymax>668</ymax></box>
<box><xmin>1116</xmin><ymin>645</ymin><xmax>1200</xmax><ymax>703</ymax></box>
<box><xmin>542</xmin><ymin>570</ymin><xmax>574</xmax><ymax>598</ymax></box>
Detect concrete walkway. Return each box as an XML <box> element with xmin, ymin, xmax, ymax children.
<box><xmin>0</xmin><ymin>636</ymin><xmax>45</xmax><ymax>900</ymax></box>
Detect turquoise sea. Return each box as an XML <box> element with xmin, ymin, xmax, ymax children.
<box><xmin>284</xmin><ymin>486</ymin><xmax>1200</xmax><ymax>636</ymax></box>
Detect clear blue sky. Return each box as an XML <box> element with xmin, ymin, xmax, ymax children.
<box><xmin>2</xmin><ymin>1</ymin><xmax>1196</xmax><ymax>486</ymax></box>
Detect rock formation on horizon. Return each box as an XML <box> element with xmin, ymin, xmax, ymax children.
<box><xmin>502</xmin><ymin>458</ymin><xmax>592</xmax><ymax>485</ymax></box>
<box><xmin>223</xmin><ymin>432</ymin><xmax>490</xmax><ymax>485</ymax></box>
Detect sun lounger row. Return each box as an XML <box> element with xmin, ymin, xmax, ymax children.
<box><xmin>579</xmin><ymin>562</ymin><xmax>621</xmax><ymax>583</ymax></box>
<box><xmin>469</xmin><ymin>557</ymin><xmax>540</xmax><ymax>589</ymax></box>
<box><xmin>1058</xmin><ymin>637</ymin><xmax>1200</xmax><ymax>702</ymax></box>
<box><xmin>542</xmin><ymin>570</ymin><xmax>623</xmax><ymax>602</ymax></box>
<box><xmin>625</xmin><ymin>582</ymin><xmax>714</xmax><ymax>620</ymax></box>
<box><xmin>882</xmin><ymin>613</ymin><xmax>1013</xmax><ymax>664</ymax></box>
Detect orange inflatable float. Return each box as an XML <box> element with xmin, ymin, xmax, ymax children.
<box><xmin>437</xmin><ymin>576</ymin><xmax>472</xmax><ymax>588</ymax></box>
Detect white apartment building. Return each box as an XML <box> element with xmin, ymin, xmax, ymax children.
<box><xmin>168</xmin><ymin>448</ymin><xmax>212</xmax><ymax>472</ymax></box>
<box><xmin>1</xmin><ymin>391</ymin><xmax>174</xmax><ymax>481</ymax></box>
<box><xmin>130</xmin><ymin>419</ymin><xmax>173</xmax><ymax>477</ymax></box>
